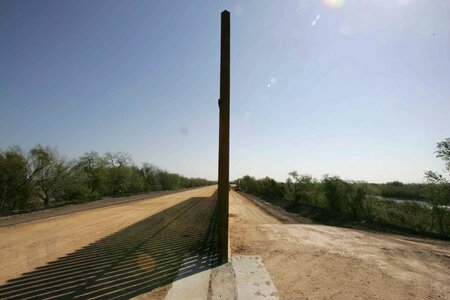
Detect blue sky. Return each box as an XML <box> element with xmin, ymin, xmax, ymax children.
<box><xmin>1</xmin><ymin>0</ymin><xmax>449</xmax><ymax>183</ymax></box>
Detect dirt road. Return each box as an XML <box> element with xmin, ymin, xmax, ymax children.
<box><xmin>229</xmin><ymin>191</ymin><xmax>450</xmax><ymax>299</ymax></box>
<box><xmin>0</xmin><ymin>186</ymin><xmax>219</xmax><ymax>299</ymax></box>
<box><xmin>1</xmin><ymin>187</ymin><xmax>449</xmax><ymax>299</ymax></box>
<box><xmin>0</xmin><ymin>189</ymin><xmax>197</xmax><ymax>228</ymax></box>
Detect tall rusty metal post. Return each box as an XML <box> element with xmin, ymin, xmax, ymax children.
<box><xmin>218</xmin><ymin>10</ymin><xmax>230</xmax><ymax>264</ymax></box>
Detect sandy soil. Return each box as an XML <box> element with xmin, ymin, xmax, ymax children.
<box><xmin>2</xmin><ymin>187</ymin><xmax>448</xmax><ymax>299</ymax></box>
<box><xmin>0</xmin><ymin>186</ymin><xmax>217</xmax><ymax>286</ymax></box>
<box><xmin>0</xmin><ymin>188</ymin><xmax>196</xmax><ymax>228</ymax></box>
<box><xmin>229</xmin><ymin>191</ymin><xmax>450</xmax><ymax>300</ymax></box>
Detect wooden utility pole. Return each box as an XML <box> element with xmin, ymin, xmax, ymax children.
<box><xmin>218</xmin><ymin>10</ymin><xmax>230</xmax><ymax>264</ymax></box>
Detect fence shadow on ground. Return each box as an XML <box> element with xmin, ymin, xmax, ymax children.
<box><xmin>0</xmin><ymin>193</ymin><xmax>219</xmax><ymax>299</ymax></box>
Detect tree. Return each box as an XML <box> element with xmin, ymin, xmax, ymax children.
<box><xmin>141</xmin><ymin>163</ymin><xmax>162</xmax><ymax>191</ymax></box>
<box><xmin>237</xmin><ymin>175</ymin><xmax>257</xmax><ymax>194</ymax></box>
<box><xmin>425</xmin><ymin>138</ymin><xmax>450</xmax><ymax>185</ymax></box>
<box><xmin>286</xmin><ymin>171</ymin><xmax>300</xmax><ymax>203</ymax></box>
<box><xmin>59</xmin><ymin>161</ymin><xmax>91</xmax><ymax>201</ymax></box>
<box><xmin>436</xmin><ymin>138</ymin><xmax>450</xmax><ymax>171</ymax></box>
<box><xmin>0</xmin><ymin>145</ymin><xmax>213</xmax><ymax>214</ymax></box>
<box><xmin>0</xmin><ymin>147</ymin><xmax>32</xmax><ymax>212</ymax></box>
<box><xmin>76</xmin><ymin>151</ymin><xmax>106</xmax><ymax>195</ymax></box>
<box><xmin>102</xmin><ymin>152</ymin><xmax>132</xmax><ymax>196</ymax></box>
<box><xmin>425</xmin><ymin>138</ymin><xmax>450</xmax><ymax>237</ymax></box>
<box><xmin>103</xmin><ymin>152</ymin><xmax>131</xmax><ymax>168</ymax></box>
<box><xmin>386</xmin><ymin>181</ymin><xmax>403</xmax><ymax>187</ymax></box>
<box><xmin>29</xmin><ymin>146</ymin><xmax>68</xmax><ymax>206</ymax></box>
<box><xmin>258</xmin><ymin>177</ymin><xmax>283</xmax><ymax>200</ymax></box>
<box><xmin>344</xmin><ymin>182</ymin><xmax>368</xmax><ymax>219</ymax></box>
<box><xmin>156</xmin><ymin>170</ymin><xmax>182</xmax><ymax>191</ymax></box>
<box><xmin>286</xmin><ymin>171</ymin><xmax>316</xmax><ymax>204</ymax></box>
<box><xmin>322</xmin><ymin>175</ymin><xmax>348</xmax><ymax>211</ymax></box>
<box><xmin>125</xmin><ymin>166</ymin><xmax>145</xmax><ymax>195</ymax></box>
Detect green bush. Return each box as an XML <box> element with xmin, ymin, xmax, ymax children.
<box><xmin>0</xmin><ymin>146</ymin><xmax>213</xmax><ymax>215</ymax></box>
<box><xmin>0</xmin><ymin>148</ymin><xmax>33</xmax><ymax>212</ymax></box>
<box><xmin>344</xmin><ymin>182</ymin><xmax>368</xmax><ymax>219</ymax></box>
<box><xmin>322</xmin><ymin>175</ymin><xmax>348</xmax><ymax>211</ymax></box>
<box><xmin>237</xmin><ymin>169</ymin><xmax>449</xmax><ymax>239</ymax></box>
<box><xmin>237</xmin><ymin>176</ymin><xmax>284</xmax><ymax>201</ymax></box>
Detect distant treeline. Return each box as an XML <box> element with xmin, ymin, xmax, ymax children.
<box><xmin>236</xmin><ymin>138</ymin><xmax>450</xmax><ymax>239</ymax></box>
<box><xmin>370</xmin><ymin>181</ymin><xmax>428</xmax><ymax>201</ymax></box>
<box><xmin>0</xmin><ymin>145</ymin><xmax>214</xmax><ymax>215</ymax></box>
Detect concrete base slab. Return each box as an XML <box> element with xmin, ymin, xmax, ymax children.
<box><xmin>231</xmin><ymin>256</ymin><xmax>278</xmax><ymax>300</ymax></box>
<box><xmin>165</xmin><ymin>255</ymin><xmax>213</xmax><ymax>300</ymax></box>
<box><xmin>165</xmin><ymin>268</ymin><xmax>211</xmax><ymax>300</ymax></box>
<box><xmin>165</xmin><ymin>255</ymin><xmax>277</xmax><ymax>300</ymax></box>
<box><xmin>210</xmin><ymin>263</ymin><xmax>236</xmax><ymax>300</ymax></box>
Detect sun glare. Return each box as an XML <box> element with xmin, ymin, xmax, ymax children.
<box><xmin>324</xmin><ymin>0</ymin><xmax>346</xmax><ymax>8</ymax></box>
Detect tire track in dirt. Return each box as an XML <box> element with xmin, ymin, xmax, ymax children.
<box><xmin>229</xmin><ymin>191</ymin><xmax>450</xmax><ymax>299</ymax></box>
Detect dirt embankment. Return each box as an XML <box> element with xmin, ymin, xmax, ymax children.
<box><xmin>229</xmin><ymin>191</ymin><xmax>450</xmax><ymax>299</ymax></box>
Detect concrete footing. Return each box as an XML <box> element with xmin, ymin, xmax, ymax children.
<box><xmin>165</xmin><ymin>255</ymin><xmax>278</xmax><ymax>300</ymax></box>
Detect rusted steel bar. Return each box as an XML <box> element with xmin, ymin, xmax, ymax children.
<box><xmin>218</xmin><ymin>10</ymin><xmax>230</xmax><ymax>264</ymax></box>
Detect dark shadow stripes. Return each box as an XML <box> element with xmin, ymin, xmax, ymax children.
<box><xmin>0</xmin><ymin>193</ymin><xmax>219</xmax><ymax>299</ymax></box>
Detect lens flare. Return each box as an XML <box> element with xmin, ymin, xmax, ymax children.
<box><xmin>324</xmin><ymin>0</ymin><xmax>346</xmax><ymax>8</ymax></box>
<box><xmin>311</xmin><ymin>14</ymin><xmax>321</xmax><ymax>27</ymax></box>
